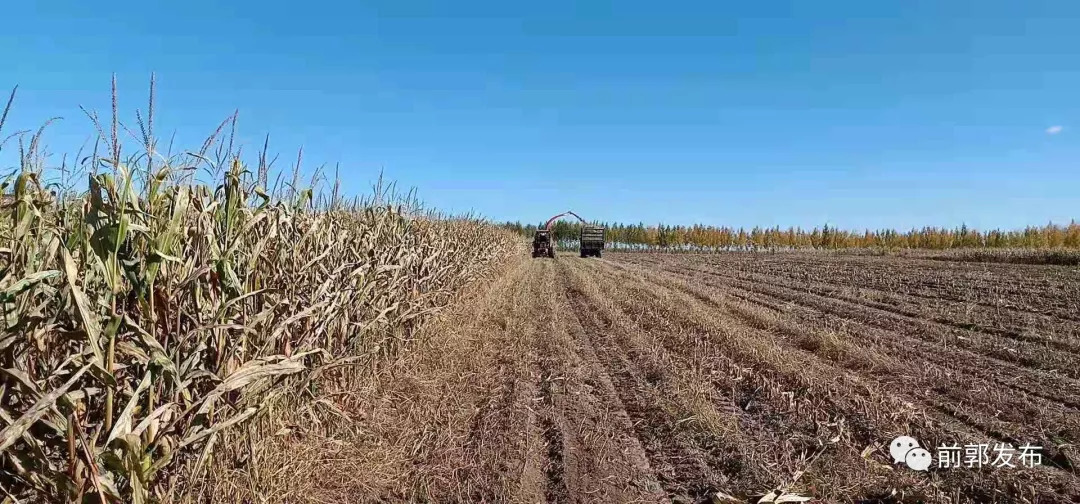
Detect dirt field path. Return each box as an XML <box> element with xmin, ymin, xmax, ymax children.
<box><xmin>212</xmin><ymin>253</ymin><xmax>1080</xmax><ymax>504</ymax></box>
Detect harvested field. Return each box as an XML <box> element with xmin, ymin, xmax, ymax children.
<box><xmin>207</xmin><ymin>251</ymin><xmax>1080</xmax><ymax>503</ymax></box>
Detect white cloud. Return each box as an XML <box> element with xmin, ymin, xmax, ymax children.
<box><xmin>1046</xmin><ymin>125</ymin><xmax>1063</xmax><ymax>135</ymax></box>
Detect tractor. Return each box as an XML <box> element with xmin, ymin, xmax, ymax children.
<box><xmin>532</xmin><ymin>229</ymin><xmax>555</xmax><ymax>258</ymax></box>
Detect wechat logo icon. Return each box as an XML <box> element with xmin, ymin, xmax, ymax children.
<box><xmin>890</xmin><ymin>435</ymin><xmax>932</xmax><ymax>471</ymax></box>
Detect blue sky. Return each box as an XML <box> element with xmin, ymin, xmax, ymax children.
<box><xmin>1</xmin><ymin>0</ymin><xmax>1078</xmax><ymax>230</ymax></box>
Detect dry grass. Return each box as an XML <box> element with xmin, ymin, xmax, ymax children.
<box><xmin>184</xmin><ymin>255</ymin><xmax>539</xmax><ymax>503</ymax></box>
<box><xmin>0</xmin><ymin>82</ymin><xmax>520</xmax><ymax>502</ymax></box>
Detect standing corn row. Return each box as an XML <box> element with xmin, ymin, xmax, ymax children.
<box><xmin>0</xmin><ymin>152</ymin><xmax>521</xmax><ymax>501</ymax></box>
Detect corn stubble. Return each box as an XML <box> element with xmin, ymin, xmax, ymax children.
<box><xmin>0</xmin><ymin>83</ymin><xmax>518</xmax><ymax>502</ymax></box>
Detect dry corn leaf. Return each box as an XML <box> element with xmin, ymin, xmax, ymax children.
<box><xmin>0</xmin><ymin>364</ymin><xmax>89</xmax><ymax>452</ymax></box>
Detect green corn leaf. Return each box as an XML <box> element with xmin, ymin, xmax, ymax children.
<box><xmin>1</xmin><ymin>270</ymin><xmax>59</xmax><ymax>302</ymax></box>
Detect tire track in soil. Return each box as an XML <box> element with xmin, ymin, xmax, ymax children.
<box><xmin>556</xmin><ymin>261</ymin><xmax>739</xmax><ymax>503</ymax></box>
<box><xmin>457</xmin><ymin>260</ymin><xmax>547</xmax><ymax>504</ymax></box>
<box><xmin>524</xmin><ymin>261</ymin><xmax>568</xmax><ymax>504</ymax></box>
<box><xmin>554</xmin><ymin>316</ymin><xmax>672</xmax><ymax>503</ymax></box>
<box><xmin>537</xmin><ymin>360</ymin><xmax>569</xmax><ymax>504</ymax></box>
<box><xmin>530</xmin><ymin>259</ymin><xmax>670</xmax><ymax>504</ymax></box>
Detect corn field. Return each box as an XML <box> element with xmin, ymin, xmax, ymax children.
<box><xmin>0</xmin><ymin>83</ymin><xmax>520</xmax><ymax>502</ymax></box>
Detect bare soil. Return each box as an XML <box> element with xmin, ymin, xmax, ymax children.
<box><xmin>203</xmin><ymin>252</ymin><xmax>1080</xmax><ymax>503</ymax></box>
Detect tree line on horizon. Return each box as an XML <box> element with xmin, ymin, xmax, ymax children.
<box><xmin>498</xmin><ymin>220</ymin><xmax>1080</xmax><ymax>250</ymax></box>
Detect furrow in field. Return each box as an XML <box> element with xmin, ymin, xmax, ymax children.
<box><xmin>592</xmin><ymin>256</ymin><xmax>1080</xmax><ymax>502</ymax></box>
<box><xmin>681</xmin><ymin>253</ymin><xmax>1080</xmax><ymax>323</ymax></box>
<box><xmin>608</xmin><ymin>257</ymin><xmax>1080</xmax><ymax>470</ymax></box>
<box><xmin>457</xmin><ymin>261</ymin><xmax>548</xmax><ymax>503</ymax></box>
<box><xmin>567</xmin><ymin>259</ymin><xmax>940</xmax><ymax>502</ymax></box>
<box><xmin>627</xmin><ymin>256</ymin><xmax>1080</xmax><ymax>376</ymax></box>
<box><xmin>532</xmin><ymin>260</ymin><xmax>670</xmax><ymax>503</ymax></box>
<box><xmin>650</xmin><ymin>260</ymin><xmax>1080</xmax><ymax>404</ymax></box>
<box><xmin>632</xmin><ymin>257</ymin><xmax>1080</xmax><ymax>389</ymax></box>
<box><xmin>560</xmin><ymin>261</ymin><xmax>764</xmax><ymax>501</ymax></box>
<box><xmin>682</xmin><ymin>261</ymin><xmax>1080</xmax><ymax>357</ymax></box>
<box><xmin>721</xmin><ymin>284</ymin><xmax>1080</xmax><ymax>414</ymax></box>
